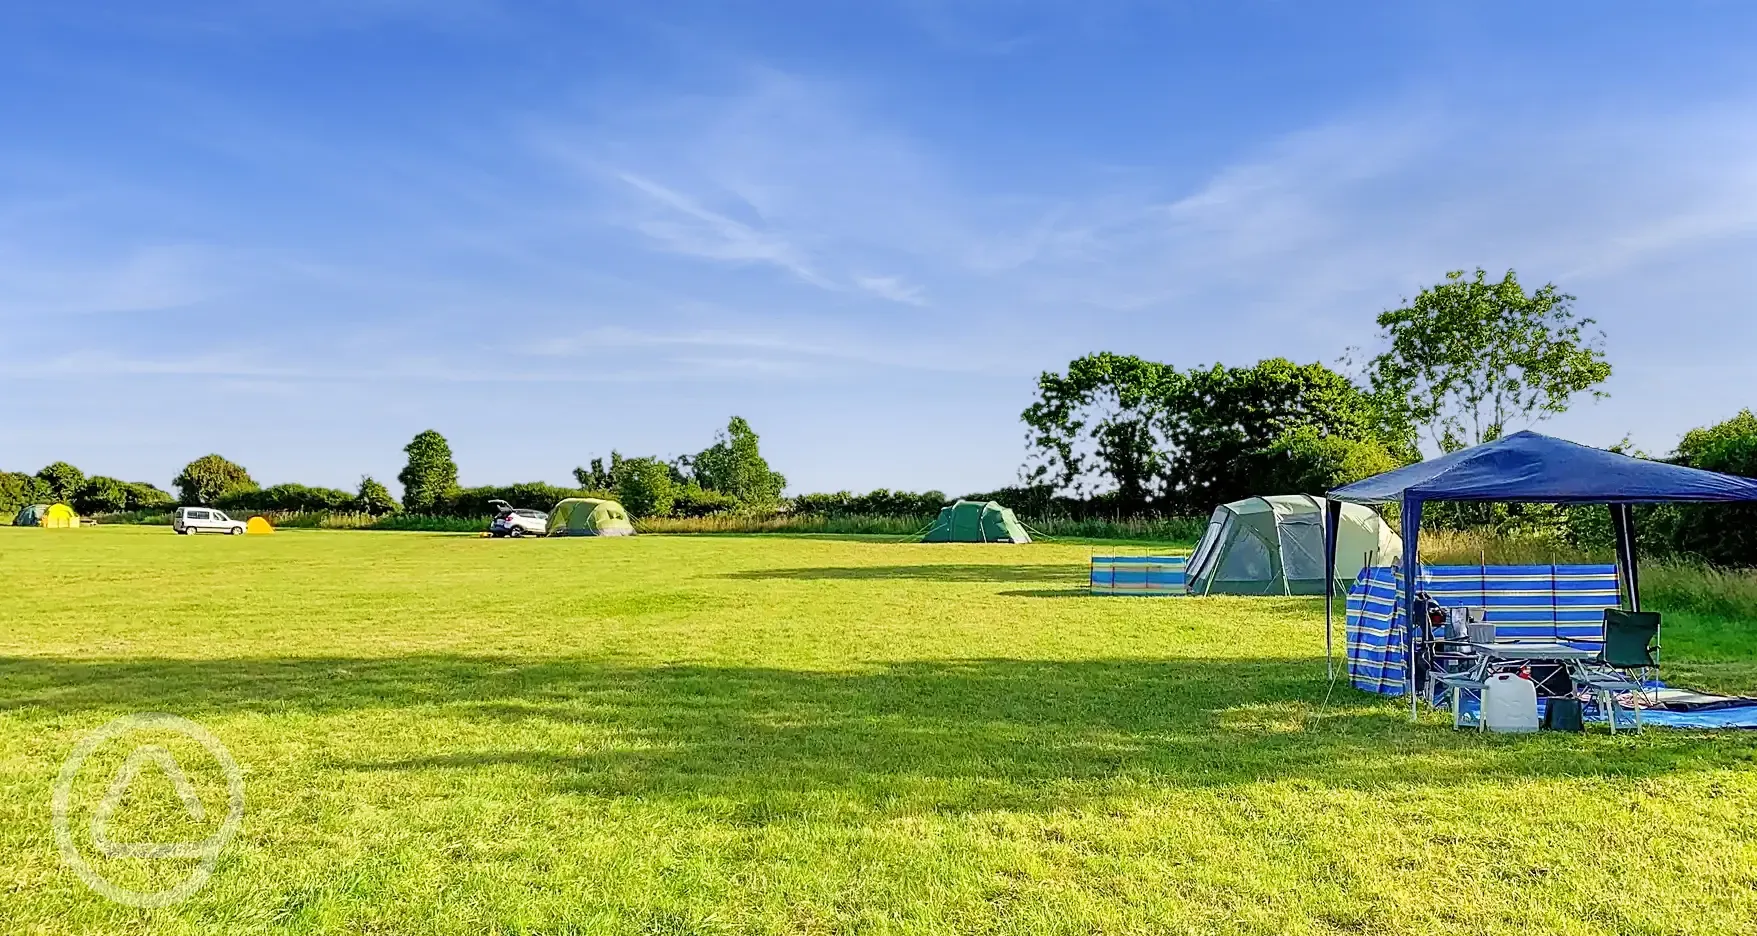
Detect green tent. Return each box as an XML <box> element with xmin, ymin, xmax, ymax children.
<box><xmin>546</xmin><ymin>498</ymin><xmax>636</xmax><ymax>537</ymax></box>
<box><xmin>1183</xmin><ymin>494</ymin><xmax>1399</xmax><ymax>596</ymax></box>
<box><xmin>922</xmin><ymin>500</ymin><xmax>1031</xmax><ymax>543</ymax></box>
<box><xmin>13</xmin><ymin>504</ymin><xmax>76</xmax><ymax>527</ymax></box>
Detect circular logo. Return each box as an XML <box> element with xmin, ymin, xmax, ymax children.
<box><xmin>52</xmin><ymin>713</ymin><xmax>244</xmax><ymax>907</ymax></box>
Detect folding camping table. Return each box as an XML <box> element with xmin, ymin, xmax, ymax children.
<box><xmin>1443</xmin><ymin>640</ymin><xmax>1642</xmax><ymax>733</ymax></box>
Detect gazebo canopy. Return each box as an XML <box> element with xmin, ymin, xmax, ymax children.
<box><xmin>1326</xmin><ymin>430</ymin><xmax>1757</xmax><ymax>506</ymax></box>
<box><xmin>1319</xmin><ymin>430</ymin><xmax>1757</xmax><ymax>700</ymax></box>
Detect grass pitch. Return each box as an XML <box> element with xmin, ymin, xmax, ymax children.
<box><xmin>3</xmin><ymin>527</ymin><xmax>1757</xmax><ymax>935</ymax></box>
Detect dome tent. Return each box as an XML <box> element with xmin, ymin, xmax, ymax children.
<box><xmin>1184</xmin><ymin>495</ymin><xmax>1397</xmax><ymax>596</ymax></box>
<box><xmin>546</xmin><ymin>498</ymin><xmax>635</xmax><ymax>537</ymax></box>
<box><xmin>922</xmin><ymin>500</ymin><xmax>1030</xmax><ymax>543</ymax></box>
<box><xmin>14</xmin><ymin>503</ymin><xmax>78</xmax><ymax>528</ymax></box>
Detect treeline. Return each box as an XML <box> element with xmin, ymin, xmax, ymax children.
<box><xmin>0</xmin><ymin>464</ymin><xmax>174</xmax><ymax>517</ymax></box>
<box><xmin>2</xmin><ymin>416</ymin><xmax>795</xmax><ymax>524</ymax></box>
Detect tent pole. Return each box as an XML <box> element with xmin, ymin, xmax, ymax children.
<box><xmin>1323</xmin><ymin>499</ymin><xmax>1343</xmax><ymax>680</ymax></box>
<box><xmin>1402</xmin><ymin>495</ymin><xmax>1422</xmax><ymax>719</ymax></box>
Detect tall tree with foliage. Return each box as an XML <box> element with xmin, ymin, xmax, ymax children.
<box><xmin>1661</xmin><ymin>409</ymin><xmax>1757</xmax><ymax>566</ymax></box>
<box><xmin>1021</xmin><ymin>353</ymin><xmax>1175</xmax><ymax>512</ymax></box>
<box><xmin>34</xmin><ymin>461</ymin><xmax>85</xmax><ymax>504</ymax></box>
<box><xmin>613</xmin><ymin>456</ymin><xmax>676</xmax><ymax>519</ymax></box>
<box><xmin>75</xmin><ymin>476</ymin><xmax>129</xmax><ymax>514</ymax></box>
<box><xmin>1361</xmin><ymin>268</ymin><xmax>1611</xmax><ymax>451</ymax></box>
<box><xmin>687</xmin><ymin>416</ymin><xmax>787</xmax><ymax>508</ymax></box>
<box><xmin>573</xmin><ymin>457</ymin><xmax>615</xmax><ymax>492</ymax></box>
<box><xmin>398</xmin><ymin>430</ymin><xmax>460</xmax><ymax>512</ymax></box>
<box><xmin>0</xmin><ymin>471</ymin><xmax>44</xmax><ymax>514</ymax></box>
<box><xmin>355</xmin><ymin>476</ymin><xmax>400</xmax><ymax>515</ymax></box>
<box><xmin>173</xmin><ymin>455</ymin><xmax>257</xmax><ymax>505</ymax></box>
<box><xmin>1022</xmin><ymin>354</ymin><xmax>1404</xmax><ymax>513</ymax></box>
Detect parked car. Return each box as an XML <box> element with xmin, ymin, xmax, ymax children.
<box><xmin>488</xmin><ymin>500</ymin><xmax>548</xmax><ymax>538</ymax></box>
<box><xmin>173</xmin><ymin>506</ymin><xmax>247</xmax><ymax>535</ymax></box>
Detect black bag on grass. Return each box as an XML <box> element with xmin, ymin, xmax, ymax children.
<box><xmin>1542</xmin><ymin>698</ymin><xmax>1585</xmax><ymax>732</ymax></box>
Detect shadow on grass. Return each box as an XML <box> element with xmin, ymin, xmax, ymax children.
<box><xmin>996</xmin><ymin>588</ymin><xmax>1092</xmax><ymax>599</ymax></box>
<box><xmin>720</xmin><ymin>563</ymin><xmax>1081</xmax><ymax>583</ymax></box>
<box><xmin>7</xmin><ymin>654</ymin><xmax>1756</xmax><ymax>819</ymax></box>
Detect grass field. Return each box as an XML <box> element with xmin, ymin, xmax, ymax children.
<box><xmin>4</xmin><ymin>527</ymin><xmax>1757</xmax><ymax>935</ymax></box>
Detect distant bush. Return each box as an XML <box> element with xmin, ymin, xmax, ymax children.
<box><xmin>614</xmin><ymin>458</ymin><xmax>676</xmax><ymax>519</ymax></box>
<box><xmin>74</xmin><ymin>476</ymin><xmax>129</xmax><ymax>514</ymax></box>
<box><xmin>355</xmin><ymin>476</ymin><xmax>400</xmax><ymax>516</ymax></box>
<box><xmin>1661</xmin><ymin>409</ymin><xmax>1757</xmax><ymax>568</ymax></box>
<box><xmin>35</xmin><ymin>462</ymin><xmax>86</xmax><ymax>504</ymax></box>
<box><xmin>791</xmin><ymin>489</ymin><xmax>947</xmax><ymax>517</ymax></box>
<box><xmin>219</xmin><ymin>483</ymin><xmax>356</xmax><ymax>513</ymax></box>
<box><xmin>672</xmin><ymin>484</ymin><xmax>740</xmax><ymax>518</ymax></box>
<box><xmin>175</xmin><ymin>454</ymin><xmax>257</xmax><ymax>505</ymax></box>
<box><xmin>442</xmin><ymin>483</ymin><xmax>606</xmax><ymax>518</ymax></box>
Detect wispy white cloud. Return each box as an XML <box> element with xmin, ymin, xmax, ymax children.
<box><xmin>0</xmin><ymin>244</ymin><xmax>220</xmax><ymax>317</ymax></box>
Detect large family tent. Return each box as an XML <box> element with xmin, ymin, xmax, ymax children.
<box><xmin>1184</xmin><ymin>495</ymin><xmax>1397</xmax><ymax>596</ymax></box>
<box><xmin>13</xmin><ymin>503</ymin><xmax>78</xmax><ymax>528</ymax></box>
<box><xmin>546</xmin><ymin>498</ymin><xmax>635</xmax><ymax>536</ymax></box>
<box><xmin>922</xmin><ymin>500</ymin><xmax>1030</xmax><ymax>543</ymax></box>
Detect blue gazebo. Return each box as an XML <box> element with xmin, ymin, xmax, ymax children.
<box><xmin>1321</xmin><ymin>430</ymin><xmax>1757</xmax><ymax>706</ymax></box>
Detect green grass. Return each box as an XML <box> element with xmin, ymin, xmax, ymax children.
<box><xmin>4</xmin><ymin>528</ymin><xmax>1757</xmax><ymax>935</ymax></box>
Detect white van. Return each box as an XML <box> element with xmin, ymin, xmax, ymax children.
<box><xmin>173</xmin><ymin>507</ymin><xmax>247</xmax><ymax>535</ymax></box>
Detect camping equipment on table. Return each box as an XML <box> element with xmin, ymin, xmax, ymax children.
<box><xmin>545</xmin><ymin>498</ymin><xmax>635</xmax><ymax>536</ymax></box>
<box><xmin>1183</xmin><ymin>495</ymin><xmax>1397</xmax><ymax>596</ymax></box>
<box><xmin>1324</xmin><ymin>430</ymin><xmax>1757</xmax><ymax>702</ymax></box>
<box><xmin>921</xmin><ymin>500</ymin><xmax>1030</xmax><ymax>543</ymax></box>
<box><xmin>1089</xmin><ymin>556</ymin><xmax>1186</xmax><ymax>596</ymax></box>
<box><xmin>1345</xmin><ymin>563</ymin><xmax>1622</xmax><ymax>697</ymax></box>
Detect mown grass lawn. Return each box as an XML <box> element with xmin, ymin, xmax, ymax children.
<box><xmin>3</xmin><ymin>526</ymin><xmax>1757</xmax><ymax>935</ymax></box>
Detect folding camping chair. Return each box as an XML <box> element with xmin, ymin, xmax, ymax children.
<box><xmin>1427</xmin><ymin>608</ymin><xmax>1491</xmax><ymax>730</ymax></box>
<box><xmin>1575</xmin><ymin>609</ymin><xmax>1661</xmax><ymax>733</ymax></box>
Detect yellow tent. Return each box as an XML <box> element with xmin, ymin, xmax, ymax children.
<box><xmin>246</xmin><ymin>516</ymin><xmax>274</xmax><ymax>535</ymax></box>
<box><xmin>35</xmin><ymin>503</ymin><xmax>78</xmax><ymax>528</ymax></box>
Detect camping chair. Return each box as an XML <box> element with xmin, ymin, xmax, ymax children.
<box><xmin>1426</xmin><ymin>605</ymin><xmax>1491</xmax><ymax>730</ymax></box>
<box><xmin>1576</xmin><ymin>609</ymin><xmax>1660</xmax><ymax>733</ymax></box>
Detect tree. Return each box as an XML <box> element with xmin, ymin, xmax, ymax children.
<box><xmin>573</xmin><ymin>458</ymin><xmax>614</xmax><ymax>492</ymax></box>
<box><xmin>398</xmin><ymin>430</ymin><xmax>459</xmax><ymax>512</ymax></box>
<box><xmin>0</xmin><ymin>471</ymin><xmax>43</xmax><ymax>514</ymax></box>
<box><xmin>1258</xmin><ymin>426</ymin><xmax>1402</xmax><ymax>495</ymax></box>
<box><xmin>688</xmin><ymin>416</ymin><xmax>787</xmax><ymax>508</ymax></box>
<box><xmin>1361</xmin><ymin>268</ymin><xmax>1611</xmax><ymax>451</ymax></box>
<box><xmin>122</xmin><ymin>481</ymin><xmax>174</xmax><ymax>511</ymax></box>
<box><xmin>75</xmin><ymin>476</ymin><xmax>129</xmax><ymax>514</ymax></box>
<box><xmin>1021</xmin><ymin>354</ymin><xmax>1402</xmax><ymax>513</ymax></box>
<box><xmin>174</xmin><ymin>454</ymin><xmax>257</xmax><ymax>505</ymax></box>
<box><xmin>1020</xmin><ymin>353</ymin><xmax>1175</xmax><ymax>512</ymax></box>
<box><xmin>35</xmin><ymin>461</ymin><xmax>85</xmax><ymax>504</ymax></box>
<box><xmin>613</xmin><ymin>456</ymin><xmax>676</xmax><ymax>519</ymax></box>
<box><xmin>1662</xmin><ymin>409</ymin><xmax>1757</xmax><ymax>566</ymax></box>
<box><xmin>355</xmin><ymin>476</ymin><xmax>400</xmax><ymax>515</ymax></box>
<box><xmin>1162</xmin><ymin>359</ymin><xmax>1398</xmax><ymax>508</ymax></box>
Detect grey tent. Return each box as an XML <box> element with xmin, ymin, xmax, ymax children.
<box><xmin>1184</xmin><ymin>495</ymin><xmax>1398</xmax><ymax>595</ymax></box>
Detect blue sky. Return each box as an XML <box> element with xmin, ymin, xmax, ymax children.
<box><xmin>4</xmin><ymin>2</ymin><xmax>1756</xmax><ymax>496</ymax></box>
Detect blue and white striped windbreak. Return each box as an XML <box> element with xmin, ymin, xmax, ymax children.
<box><xmin>1089</xmin><ymin>556</ymin><xmax>1187</xmax><ymax>596</ymax></box>
<box><xmin>1344</xmin><ymin>564</ymin><xmax>1621</xmax><ymax>696</ymax></box>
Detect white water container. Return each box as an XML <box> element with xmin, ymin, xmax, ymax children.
<box><xmin>1481</xmin><ymin>673</ymin><xmax>1539</xmax><ymax>733</ymax></box>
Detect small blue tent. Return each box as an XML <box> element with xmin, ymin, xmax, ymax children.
<box><xmin>1322</xmin><ymin>431</ymin><xmax>1757</xmax><ymax>703</ymax></box>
